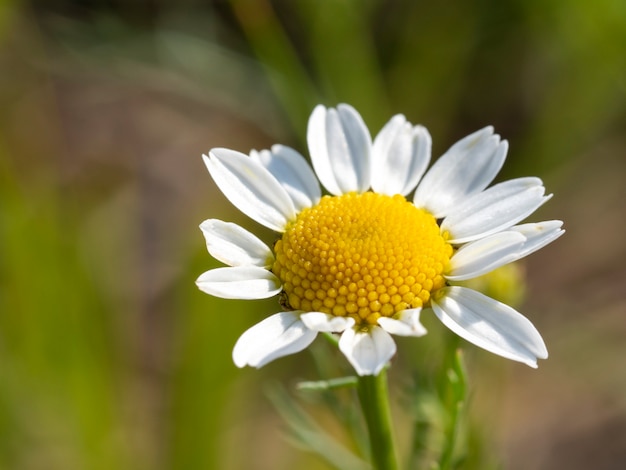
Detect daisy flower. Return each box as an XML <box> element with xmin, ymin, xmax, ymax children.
<box><xmin>196</xmin><ymin>104</ymin><xmax>564</xmax><ymax>376</ymax></box>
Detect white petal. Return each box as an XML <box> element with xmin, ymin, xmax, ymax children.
<box><xmin>371</xmin><ymin>115</ymin><xmax>432</xmax><ymax>196</ymax></box>
<box><xmin>232</xmin><ymin>312</ymin><xmax>317</xmax><ymax>368</ymax></box>
<box><xmin>339</xmin><ymin>326</ymin><xmax>396</xmax><ymax>376</ymax></box>
<box><xmin>250</xmin><ymin>145</ymin><xmax>321</xmax><ymax>211</ymax></box>
<box><xmin>509</xmin><ymin>221</ymin><xmax>565</xmax><ymax>260</ymax></box>
<box><xmin>196</xmin><ymin>266</ymin><xmax>282</xmax><ymax>299</ymax></box>
<box><xmin>200</xmin><ymin>219</ymin><xmax>274</xmax><ymax>268</ymax></box>
<box><xmin>300</xmin><ymin>312</ymin><xmax>355</xmax><ymax>332</ymax></box>
<box><xmin>307</xmin><ymin>104</ymin><xmax>372</xmax><ymax>195</ymax></box>
<box><xmin>447</xmin><ymin>221</ymin><xmax>564</xmax><ymax>281</ymax></box>
<box><xmin>414</xmin><ymin>127</ymin><xmax>507</xmax><ymax>218</ymax></box>
<box><xmin>432</xmin><ymin>286</ymin><xmax>548</xmax><ymax>367</ymax></box>
<box><xmin>442</xmin><ymin>177</ymin><xmax>551</xmax><ymax>244</ymax></box>
<box><xmin>377</xmin><ymin>309</ymin><xmax>427</xmax><ymax>337</ymax></box>
<box><xmin>446</xmin><ymin>231</ymin><xmax>526</xmax><ymax>281</ymax></box>
<box><xmin>204</xmin><ymin>149</ymin><xmax>296</xmax><ymax>231</ymax></box>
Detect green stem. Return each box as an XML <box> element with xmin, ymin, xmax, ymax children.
<box><xmin>357</xmin><ymin>369</ymin><xmax>399</xmax><ymax>470</ymax></box>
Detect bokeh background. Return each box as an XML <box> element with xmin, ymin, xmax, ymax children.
<box><xmin>1</xmin><ymin>0</ymin><xmax>625</xmax><ymax>469</ymax></box>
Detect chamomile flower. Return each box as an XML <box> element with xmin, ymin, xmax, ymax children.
<box><xmin>196</xmin><ymin>104</ymin><xmax>563</xmax><ymax>376</ymax></box>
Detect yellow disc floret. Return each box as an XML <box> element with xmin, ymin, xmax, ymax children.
<box><xmin>272</xmin><ymin>192</ymin><xmax>452</xmax><ymax>326</ymax></box>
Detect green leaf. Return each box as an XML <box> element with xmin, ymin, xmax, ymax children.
<box><xmin>267</xmin><ymin>384</ymin><xmax>371</xmax><ymax>470</ymax></box>
<box><xmin>296</xmin><ymin>376</ymin><xmax>358</xmax><ymax>391</ymax></box>
<box><xmin>438</xmin><ymin>349</ymin><xmax>468</xmax><ymax>470</ymax></box>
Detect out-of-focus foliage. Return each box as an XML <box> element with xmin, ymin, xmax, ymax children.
<box><xmin>0</xmin><ymin>0</ymin><xmax>625</xmax><ymax>469</ymax></box>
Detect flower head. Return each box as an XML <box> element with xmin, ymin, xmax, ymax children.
<box><xmin>197</xmin><ymin>104</ymin><xmax>564</xmax><ymax>375</ymax></box>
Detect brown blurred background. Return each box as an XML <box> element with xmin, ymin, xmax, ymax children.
<box><xmin>0</xmin><ymin>0</ymin><xmax>625</xmax><ymax>469</ymax></box>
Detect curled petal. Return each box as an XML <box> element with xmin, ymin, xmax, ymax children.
<box><xmin>446</xmin><ymin>231</ymin><xmax>526</xmax><ymax>281</ymax></box>
<box><xmin>196</xmin><ymin>266</ymin><xmax>281</xmax><ymax>299</ymax></box>
<box><xmin>509</xmin><ymin>221</ymin><xmax>565</xmax><ymax>260</ymax></box>
<box><xmin>307</xmin><ymin>104</ymin><xmax>372</xmax><ymax>195</ymax></box>
<box><xmin>339</xmin><ymin>326</ymin><xmax>397</xmax><ymax>376</ymax></box>
<box><xmin>446</xmin><ymin>222</ymin><xmax>565</xmax><ymax>281</ymax></box>
<box><xmin>442</xmin><ymin>177</ymin><xmax>551</xmax><ymax>244</ymax></box>
<box><xmin>300</xmin><ymin>312</ymin><xmax>355</xmax><ymax>332</ymax></box>
<box><xmin>431</xmin><ymin>286</ymin><xmax>548</xmax><ymax>367</ymax></box>
<box><xmin>251</xmin><ymin>145</ymin><xmax>321</xmax><ymax>211</ymax></box>
<box><xmin>204</xmin><ymin>149</ymin><xmax>296</xmax><ymax>232</ymax></box>
<box><xmin>414</xmin><ymin>127</ymin><xmax>507</xmax><ymax>218</ymax></box>
<box><xmin>233</xmin><ymin>312</ymin><xmax>317</xmax><ymax>368</ymax></box>
<box><xmin>371</xmin><ymin>115</ymin><xmax>431</xmax><ymax>196</ymax></box>
<box><xmin>377</xmin><ymin>309</ymin><xmax>427</xmax><ymax>337</ymax></box>
<box><xmin>200</xmin><ymin>219</ymin><xmax>274</xmax><ymax>268</ymax></box>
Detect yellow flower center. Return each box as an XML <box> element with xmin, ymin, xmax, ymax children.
<box><xmin>272</xmin><ymin>192</ymin><xmax>452</xmax><ymax>326</ymax></box>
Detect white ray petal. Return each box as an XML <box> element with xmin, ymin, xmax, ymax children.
<box><xmin>307</xmin><ymin>104</ymin><xmax>372</xmax><ymax>195</ymax></box>
<box><xmin>509</xmin><ymin>221</ymin><xmax>565</xmax><ymax>260</ymax></box>
<box><xmin>446</xmin><ymin>231</ymin><xmax>526</xmax><ymax>281</ymax></box>
<box><xmin>377</xmin><ymin>309</ymin><xmax>427</xmax><ymax>337</ymax></box>
<box><xmin>371</xmin><ymin>115</ymin><xmax>432</xmax><ymax>196</ymax></box>
<box><xmin>300</xmin><ymin>312</ymin><xmax>355</xmax><ymax>332</ymax></box>
<box><xmin>200</xmin><ymin>219</ymin><xmax>274</xmax><ymax>268</ymax></box>
<box><xmin>446</xmin><ymin>221</ymin><xmax>565</xmax><ymax>281</ymax></box>
<box><xmin>250</xmin><ymin>145</ymin><xmax>321</xmax><ymax>211</ymax></box>
<box><xmin>432</xmin><ymin>286</ymin><xmax>548</xmax><ymax>367</ymax></box>
<box><xmin>414</xmin><ymin>127</ymin><xmax>508</xmax><ymax>217</ymax></box>
<box><xmin>232</xmin><ymin>312</ymin><xmax>318</xmax><ymax>368</ymax></box>
<box><xmin>339</xmin><ymin>326</ymin><xmax>396</xmax><ymax>376</ymax></box>
<box><xmin>195</xmin><ymin>266</ymin><xmax>282</xmax><ymax>299</ymax></box>
<box><xmin>442</xmin><ymin>177</ymin><xmax>550</xmax><ymax>244</ymax></box>
<box><xmin>204</xmin><ymin>149</ymin><xmax>296</xmax><ymax>232</ymax></box>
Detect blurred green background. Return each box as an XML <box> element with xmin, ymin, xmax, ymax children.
<box><xmin>1</xmin><ymin>0</ymin><xmax>625</xmax><ymax>468</ymax></box>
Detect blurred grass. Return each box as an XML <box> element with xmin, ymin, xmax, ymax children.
<box><xmin>0</xmin><ymin>145</ymin><xmax>129</xmax><ymax>469</ymax></box>
<box><xmin>0</xmin><ymin>0</ymin><xmax>625</xmax><ymax>469</ymax></box>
